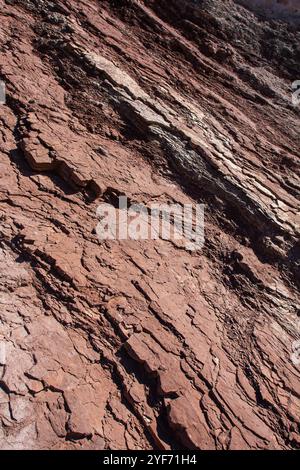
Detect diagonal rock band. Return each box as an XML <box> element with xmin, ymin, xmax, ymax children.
<box><xmin>292</xmin><ymin>80</ymin><xmax>300</xmax><ymax>107</ymax></box>
<box><xmin>0</xmin><ymin>80</ymin><xmax>6</xmax><ymax>105</ymax></box>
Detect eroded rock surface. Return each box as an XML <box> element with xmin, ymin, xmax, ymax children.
<box><xmin>0</xmin><ymin>0</ymin><xmax>299</xmax><ymax>450</ymax></box>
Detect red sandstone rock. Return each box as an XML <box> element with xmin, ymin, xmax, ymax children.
<box><xmin>0</xmin><ymin>0</ymin><xmax>299</xmax><ymax>451</ymax></box>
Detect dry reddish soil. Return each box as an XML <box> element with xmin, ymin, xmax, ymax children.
<box><xmin>0</xmin><ymin>0</ymin><xmax>299</xmax><ymax>450</ymax></box>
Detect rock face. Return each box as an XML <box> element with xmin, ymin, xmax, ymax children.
<box><xmin>0</xmin><ymin>0</ymin><xmax>299</xmax><ymax>450</ymax></box>
<box><xmin>237</xmin><ymin>0</ymin><xmax>300</xmax><ymax>24</ymax></box>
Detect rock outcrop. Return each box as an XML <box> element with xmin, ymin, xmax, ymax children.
<box><xmin>238</xmin><ymin>0</ymin><xmax>300</xmax><ymax>25</ymax></box>
<box><xmin>0</xmin><ymin>0</ymin><xmax>299</xmax><ymax>450</ymax></box>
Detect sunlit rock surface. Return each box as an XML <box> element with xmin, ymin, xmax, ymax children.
<box><xmin>0</xmin><ymin>0</ymin><xmax>299</xmax><ymax>450</ymax></box>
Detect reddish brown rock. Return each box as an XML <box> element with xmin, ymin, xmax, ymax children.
<box><xmin>0</xmin><ymin>0</ymin><xmax>299</xmax><ymax>451</ymax></box>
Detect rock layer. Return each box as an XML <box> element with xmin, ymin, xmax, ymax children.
<box><xmin>0</xmin><ymin>0</ymin><xmax>299</xmax><ymax>450</ymax></box>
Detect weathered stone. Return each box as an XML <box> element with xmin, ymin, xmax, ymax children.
<box><xmin>0</xmin><ymin>0</ymin><xmax>299</xmax><ymax>452</ymax></box>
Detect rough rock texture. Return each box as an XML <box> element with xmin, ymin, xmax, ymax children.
<box><xmin>0</xmin><ymin>0</ymin><xmax>299</xmax><ymax>450</ymax></box>
<box><xmin>238</xmin><ymin>1</ymin><xmax>300</xmax><ymax>25</ymax></box>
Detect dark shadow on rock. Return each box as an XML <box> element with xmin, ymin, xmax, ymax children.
<box><xmin>9</xmin><ymin>148</ymin><xmax>81</xmax><ymax>197</ymax></box>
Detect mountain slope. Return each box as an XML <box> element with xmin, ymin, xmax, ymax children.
<box><xmin>0</xmin><ymin>0</ymin><xmax>299</xmax><ymax>449</ymax></box>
